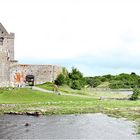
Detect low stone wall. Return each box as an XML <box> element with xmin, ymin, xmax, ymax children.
<box><xmin>9</xmin><ymin>64</ymin><xmax>62</xmax><ymax>87</ymax></box>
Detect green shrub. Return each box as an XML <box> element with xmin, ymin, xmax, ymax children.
<box><xmin>109</xmin><ymin>80</ymin><xmax>124</xmax><ymax>89</ymax></box>
<box><xmin>69</xmin><ymin>68</ymin><xmax>85</xmax><ymax>90</ymax></box>
<box><xmin>55</xmin><ymin>74</ymin><xmax>65</xmax><ymax>86</ymax></box>
<box><xmin>130</xmin><ymin>88</ymin><xmax>140</xmax><ymax>100</ymax></box>
<box><xmin>69</xmin><ymin>67</ymin><xmax>83</xmax><ymax>80</ymax></box>
<box><xmin>85</xmin><ymin>77</ymin><xmax>102</xmax><ymax>88</ymax></box>
<box><xmin>70</xmin><ymin>80</ymin><xmax>82</xmax><ymax>90</ymax></box>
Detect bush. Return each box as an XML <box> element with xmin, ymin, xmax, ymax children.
<box><xmin>85</xmin><ymin>77</ymin><xmax>102</xmax><ymax>88</ymax></box>
<box><xmin>55</xmin><ymin>74</ymin><xmax>65</xmax><ymax>86</ymax></box>
<box><xmin>69</xmin><ymin>68</ymin><xmax>85</xmax><ymax>90</ymax></box>
<box><xmin>70</xmin><ymin>80</ymin><xmax>82</xmax><ymax>90</ymax></box>
<box><xmin>109</xmin><ymin>80</ymin><xmax>124</xmax><ymax>89</ymax></box>
<box><xmin>130</xmin><ymin>88</ymin><xmax>140</xmax><ymax>100</ymax></box>
<box><xmin>69</xmin><ymin>68</ymin><xmax>83</xmax><ymax>80</ymax></box>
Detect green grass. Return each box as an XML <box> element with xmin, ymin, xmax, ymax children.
<box><xmin>0</xmin><ymin>87</ymin><xmax>140</xmax><ymax>134</ymax></box>
<box><xmin>0</xmin><ymin>88</ymin><xmax>94</xmax><ymax>104</ymax></box>
<box><xmin>0</xmin><ymin>88</ymin><xmax>140</xmax><ymax>113</ymax></box>
<box><xmin>1</xmin><ymin>88</ymin><xmax>140</xmax><ymax>107</ymax></box>
<box><xmin>37</xmin><ymin>82</ymin><xmax>54</xmax><ymax>91</ymax></box>
<box><xmin>97</xmin><ymin>82</ymin><xmax>110</xmax><ymax>88</ymax></box>
<box><xmin>37</xmin><ymin>83</ymin><xmax>130</xmax><ymax>99</ymax></box>
<box><xmin>37</xmin><ymin>83</ymin><xmax>83</xmax><ymax>94</ymax></box>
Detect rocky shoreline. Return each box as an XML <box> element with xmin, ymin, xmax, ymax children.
<box><xmin>4</xmin><ymin>111</ymin><xmax>42</xmax><ymax>116</ymax></box>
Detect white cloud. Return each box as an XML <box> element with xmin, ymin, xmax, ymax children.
<box><xmin>1</xmin><ymin>0</ymin><xmax>140</xmax><ymax>75</ymax></box>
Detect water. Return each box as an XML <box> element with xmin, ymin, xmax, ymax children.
<box><xmin>0</xmin><ymin>113</ymin><xmax>138</xmax><ymax>139</ymax></box>
<box><xmin>110</xmin><ymin>90</ymin><xmax>133</xmax><ymax>94</ymax></box>
<box><xmin>93</xmin><ymin>89</ymin><xmax>133</xmax><ymax>94</ymax></box>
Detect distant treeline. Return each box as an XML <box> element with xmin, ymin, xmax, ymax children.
<box><xmin>55</xmin><ymin>68</ymin><xmax>140</xmax><ymax>89</ymax></box>
<box><xmin>85</xmin><ymin>72</ymin><xmax>140</xmax><ymax>89</ymax></box>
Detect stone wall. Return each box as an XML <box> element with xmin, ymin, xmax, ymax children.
<box><xmin>0</xmin><ymin>46</ymin><xmax>10</xmax><ymax>87</ymax></box>
<box><xmin>10</xmin><ymin>64</ymin><xmax>62</xmax><ymax>87</ymax></box>
<box><xmin>7</xmin><ymin>33</ymin><xmax>15</xmax><ymax>60</ymax></box>
<box><xmin>0</xmin><ymin>23</ymin><xmax>15</xmax><ymax>87</ymax></box>
<box><xmin>0</xmin><ymin>23</ymin><xmax>15</xmax><ymax>61</ymax></box>
<box><xmin>0</xmin><ymin>23</ymin><xmax>63</xmax><ymax>87</ymax></box>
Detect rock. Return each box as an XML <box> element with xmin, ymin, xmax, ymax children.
<box><xmin>25</xmin><ymin>123</ymin><xmax>30</xmax><ymax>126</ymax></box>
<box><xmin>5</xmin><ymin>112</ymin><xmax>23</xmax><ymax>115</ymax></box>
<box><xmin>99</xmin><ymin>96</ymin><xmax>106</xmax><ymax>100</ymax></box>
<box><xmin>26</xmin><ymin>111</ymin><xmax>41</xmax><ymax>116</ymax></box>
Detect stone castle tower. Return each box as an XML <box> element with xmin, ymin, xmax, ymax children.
<box><xmin>0</xmin><ymin>23</ymin><xmax>15</xmax><ymax>87</ymax></box>
<box><xmin>0</xmin><ymin>23</ymin><xmax>62</xmax><ymax>87</ymax></box>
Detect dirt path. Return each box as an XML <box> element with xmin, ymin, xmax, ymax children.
<box><xmin>32</xmin><ymin>86</ymin><xmax>54</xmax><ymax>93</ymax></box>
<box><xmin>32</xmin><ymin>86</ymin><xmax>93</xmax><ymax>98</ymax></box>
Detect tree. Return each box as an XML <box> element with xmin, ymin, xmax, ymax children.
<box><xmin>69</xmin><ymin>67</ymin><xmax>85</xmax><ymax>90</ymax></box>
<box><xmin>62</xmin><ymin>67</ymin><xmax>70</xmax><ymax>85</ymax></box>
<box><xmin>54</xmin><ymin>74</ymin><xmax>65</xmax><ymax>86</ymax></box>
<box><xmin>85</xmin><ymin>77</ymin><xmax>101</xmax><ymax>88</ymax></box>
<box><xmin>103</xmin><ymin>74</ymin><xmax>114</xmax><ymax>81</ymax></box>
<box><xmin>69</xmin><ymin>67</ymin><xmax>83</xmax><ymax>80</ymax></box>
<box><xmin>131</xmin><ymin>72</ymin><xmax>136</xmax><ymax>76</ymax></box>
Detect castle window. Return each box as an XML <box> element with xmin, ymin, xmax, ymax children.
<box><xmin>0</xmin><ymin>37</ymin><xmax>4</xmax><ymax>45</ymax></box>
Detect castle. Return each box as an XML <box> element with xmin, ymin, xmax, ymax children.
<box><xmin>0</xmin><ymin>23</ymin><xmax>62</xmax><ymax>87</ymax></box>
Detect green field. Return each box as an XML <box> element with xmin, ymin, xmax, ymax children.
<box><xmin>0</xmin><ymin>87</ymin><xmax>140</xmax><ymax>133</ymax></box>
<box><xmin>37</xmin><ymin>82</ymin><xmax>131</xmax><ymax>98</ymax></box>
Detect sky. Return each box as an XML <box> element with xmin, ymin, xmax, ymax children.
<box><xmin>0</xmin><ymin>0</ymin><xmax>140</xmax><ymax>76</ymax></box>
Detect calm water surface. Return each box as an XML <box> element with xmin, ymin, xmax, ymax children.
<box><xmin>0</xmin><ymin>113</ymin><xmax>139</xmax><ymax>139</ymax></box>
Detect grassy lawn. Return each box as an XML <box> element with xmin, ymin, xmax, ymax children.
<box><xmin>37</xmin><ymin>82</ymin><xmax>54</xmax><ymax>91</ymax></box>
<box><xmin>0</xmin><ymin>87</ymin><xmax>140</xmax><ymax>134</ymax></box>
<box><xmin>37</xmin><ymin>82</ymin><xmax>130</xmax><ymax>99</ymax></box>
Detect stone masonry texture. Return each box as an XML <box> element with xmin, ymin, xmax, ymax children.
<box><xmin>0</xmin><ymin>23</ymin><xmax>62</xmax><ymax>87</ymax></box>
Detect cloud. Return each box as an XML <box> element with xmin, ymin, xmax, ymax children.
<box><xmin>1</xmin><ymin>0</ymin><xmax>140</xmax><ymax>75</ymax></box>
